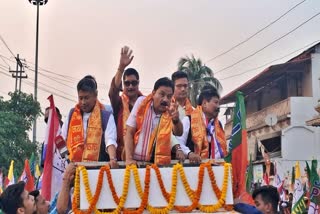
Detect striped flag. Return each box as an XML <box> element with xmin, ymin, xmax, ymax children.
<box><xmin>19</xmin><ymin>159</ymin><xmax>35</xmax><ymax>192</ymax></box>
<box><xmin>224</xmin><ymin>91</ymin><xmax>251</xmax><ymax>203</ymax></box>
<box><xmin>41</xmin><ymin>95</ymin><xmax>65</xmax><ymax>200</ymax></box>
<box><xmin>5</xmin><ymin>160</ymin><xmax>15</xmax><ymax>187</ymax></box>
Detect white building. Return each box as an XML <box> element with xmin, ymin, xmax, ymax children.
<box><xmin>221</xmin><ymin>42</ymin><xmax>320</xmax><ymax>186</ymax></box>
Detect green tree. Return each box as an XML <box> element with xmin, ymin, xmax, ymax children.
<box><xmin>0</xmin><ymin>91</ymin><xmax>41</xmax><ymax>176</ymax></box>
<box><xmin>178</xmin><ymin>55</ymin><xmax>222</xmax><ymax>106</ymax></box>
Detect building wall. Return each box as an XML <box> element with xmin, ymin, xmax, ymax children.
<box><xmin>311</xmin><ymin>53</ymin><xmax>320</xmax><ymax>103</ymax></box>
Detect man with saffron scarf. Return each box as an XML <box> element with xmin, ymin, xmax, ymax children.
<box><xmin>108</xmin><ymin>46</ymin><xmax>143</xmax><ymax>161</ymax></box>
<box><xmin>171</xmin><ymin>71</ymin><xmax>194</xmax><ymax>120</ymax></box>
<box><xmin>61</xmin><ymin>75</ymin><xmax>118</xmax><ymax>168</ymax></box>
<box><xmin>176</xmin><ymin>84</ymin><xmax>227</xmax><ymax>163</ymax></box>
<box><xmin>125</xmin><ymin>77</ymin><xmax>185</xmax><ymax>165</ymax></box>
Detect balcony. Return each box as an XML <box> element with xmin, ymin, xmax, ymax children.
<box><xmin>225</xmin><ymin>98</ymin><xmax>291</xmax><ymax>136</ymax></box>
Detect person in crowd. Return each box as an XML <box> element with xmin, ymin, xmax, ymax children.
<box><xmin>0</xmin><ymin>181</ymin><xmax>37</xmax><ymax>214</ymax></box>
<box><xmin>61</xmin><ymin>75</ymin><xmax>118</xmax><ymax>167</ymax></box>
<box><xmin>28</xmin><ymin>191</ymin><xmax>49</xmax><ymax>214</ymax></box>
<box><xmin>176</xmin><ymin>84</ymin><xmax>227</xmax><ymax>163</ymax></box>
<box><xmin>108</xmin><ymin>46</ymin><xmax>143</xmax><ymax>161</ymax></box>
<box><xmin>252</xmin><ymin>185</ymin><xmax>280</xmax><ymax>214</ymax></box>
<box><xmin>125</xmin><ymin>77</ymin><xmax>185</xmax><ymax>165</ymax></box>
<box><xmin>41</xmin><ymin>107</ymin><xmax>64</xmax><ymax>167</ymax></box>
<box><xmin>55</xmin><ymin>163</ymin><xmax>76</xmax><ymax>214</ymax></box>
<box><xmin>171</xmin><ymin>71</ymin><xmax>193</xmax><ymax>120</ymax></box>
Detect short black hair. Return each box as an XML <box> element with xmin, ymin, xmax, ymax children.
<box><xmin>197</xmin><ymin>84</ymin><xmax>220</xmax><ymax>105</ymax></box>
<box><xmin>45</xmin><ymin>107</ymin><xmax>62</xmax><ymax>119</ymax></box>
<box><xmin>29</xmin><ymin>190</ymin><xmax>40</xmax><ymax>199</ymax></box>
<box><xmin>77</xmin><ymin>75</ymin><xmax>97</xmax><ymax>92</ymax></box>
<box><xmin>0</xmin><ymin>181</ymin><xmax>26</xmax><ymax>214</ymax></box>
<box><xmin>123</xmin><ymin>68</ymin><xmax>139</xmax><ymax>81</ymax></box>
<box><xmin>171</xmin><ymin>71</ymin><xmax>188</xmax><ymax>84</ymax></box>
<box><xmin>153</xmin><ymin>77</ymin><xmax>174</xmax><ymax>92</ymax></box>
<box><xmin>252</xmin><ymin>185</ymin><xmax>280</xmax><ymax>212</ymax></box>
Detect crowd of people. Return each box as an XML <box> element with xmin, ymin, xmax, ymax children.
<box><xmin>0</xmin><ymin>46</ymin><xmax>287</xmax><ymax>214</ymax></box>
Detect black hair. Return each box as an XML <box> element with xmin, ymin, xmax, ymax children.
<box><xmin>171</xmin><ymin>71</ymin><xmax>188</xmax><ymax>84</ymax></box>
<box><xmin>197</xmin><ymin>84</ymin><xmax>220</xmax><ymax>105</ymax></box>
<box><xmin>0</xmin><ymin>181</ymin><xmax>26</xmax><ymax>214</ymax></box>
<box><xmin>77</xmin><ymin>75</ymin><xmax>97</xmax><ymax>92</ymax></box>
<box><xmin>252</xmin><ymin>185</ymin><xmax>280</xmax><ymax>212</ymax></box>
<box><xmin>29</xmin><ymin>190</ymin><xmax>40</xmax><ymax>200</ymax></box>
<box><xmin>45</xmin><ymin>107</ymin><xmax>62</xmax><ymax>119</ymax></box>
<box><xmin>153</xmin><ymin>77</ymin><xmax>174</xmax><ymax>92</ymax></box>
<box><xmin>123</xmin><ymin>68</ymin><xmax>139</xmax><ymax>81</ymax></box>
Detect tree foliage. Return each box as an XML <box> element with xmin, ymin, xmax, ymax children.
<box><xmin>0</xmin><ymin>91</ymin><xmax>41</xmax><ymax>176</ymax></box>
<box><xmin>178</xmin><ymin>55</ymin><xmax>223</xmax><ymax>106</ymax></box>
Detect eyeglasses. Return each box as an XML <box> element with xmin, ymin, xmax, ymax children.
<box><xmin>175</xmin><ymin>84</ymin><xmax>188</xmax><ymax>89</ymax></box>
<box><xmin>124</xmin><ymin>80</ymin><xmax>139</xmax><ymax>87</ymax></box>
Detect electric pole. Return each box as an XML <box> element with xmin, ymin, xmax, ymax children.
<box><xmin>9</xmin><ymin>54</ymin><xmax>28</xmax><ymax>92</ymax></box>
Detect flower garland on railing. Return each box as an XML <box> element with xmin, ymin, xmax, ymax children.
<box><xmin>198</xmin><ymin>163</ymin><xmax>231</xmax><ymax>213</ymax></box>
<box><xmin>72</xmin><ymin>162</ymin><xmax>231</xmax><ymax>214</ymax></box>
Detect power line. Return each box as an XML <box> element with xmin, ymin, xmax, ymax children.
<box><xmin>206</xmin><ymin>0</ymin><xmax>306</xmax><ymax>63</ymax></box>
<box><xmin>27</xmin><ymin>76</ymin><xmax>77</xmax><ymax>100</ymax></box>
<box><xmin>0</xmin><ymin>55</ymin><xmax>10</xmax><ymax>67</ymax></box>
<box><xmin>220</xmin><ymin>40</ymin><xmax>319</xmax><ymax>80</ymax></box>
<box><xmin>0</xmin><ymin>35</ymin><xmax>16</xmax><ymax>58</ymax></box>
<box><xmin>24</xmin><ymin>79</ymin><xmax>76</xmax><ymax>103</ymax></box>
<box><xmin>214</xmin><ymin>11</ymin><xmax>320</xmax><ymax>75</ymax></box>
<box><xmin>0</xmin><ymin>68</ymin><xmax>76</xmax><ymax>103</ymax></box>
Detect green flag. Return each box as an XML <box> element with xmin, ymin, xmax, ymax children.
<box><xmin>309</xmin><ymin>160</ymin><xmax>320</xmax><ymax>211</ymax></box>
<box><xmin>246</xmin><ymin>154</ymin><xmax>254</xmax><ymax>194</ymax></box>
<box><xmin>291</xmin><ymin>194</ymin><xmax>307</xmax><ymax>214</ymax></box>
<box><xmin>224</xmin><ymin>91</ymin><xmax>246</xmax><ymax>163</ymax></box>
<box><xmin>224</xmin><ymin>91</ymin><xmax>248</xmax><ymax>198</ymax></box>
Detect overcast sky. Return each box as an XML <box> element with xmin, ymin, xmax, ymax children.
<box><xmin>1</xmin><ymin>0</ymin><xmax>320</xmax><ymax>141</ymax></box>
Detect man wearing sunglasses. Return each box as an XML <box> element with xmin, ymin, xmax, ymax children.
<box><xmin>109</xmin><ymin>46</ymin><xmax>143</xmax><ymax>161</ymax></box>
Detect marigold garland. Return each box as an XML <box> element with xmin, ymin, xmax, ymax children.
<box><xmin>72</xmin><ymin>162</ymin><xmax>232</xmax><ymax>214</ymax></box>
<box><xmin>123</xmin><ymin>165</ymin><xmax>150</xmax><ymax>214</ymax></box>
<box><xmin>198</xmin><ymin>163</ymin><xmax>231</xmax><ymax>213</ymax></box>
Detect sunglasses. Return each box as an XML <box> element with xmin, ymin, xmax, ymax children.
<box><xmin>124</xmin><ymin>80</ymin><xmax>139</xmax><ymax>87</ymax></box>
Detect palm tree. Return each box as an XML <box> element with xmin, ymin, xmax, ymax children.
<box><xmin>178</xmin><ymin>55</ymin><xmax>222</xmax><ymax>106</ymax></box>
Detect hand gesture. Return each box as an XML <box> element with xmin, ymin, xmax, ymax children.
<box><xmin>119</xmin><ymin>46</ymin><xmax>134</xmax><ymax>70</ymax></box>
<box><xmin>167</xmin><ymin>100</ymin><xmax>179</xmax><ymax>122</ymax></box>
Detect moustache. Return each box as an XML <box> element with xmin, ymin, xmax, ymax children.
<box><xmin>161</xmin><ymin>102</ymin><xmax>169</xmax><ymax>106</ymax></box>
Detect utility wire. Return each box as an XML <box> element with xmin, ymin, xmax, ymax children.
<box><xmin>0</xmin><ymin>35</ymin><xmax>16</xmax><ymax>58</ymax></box>
<box><xmin>206</xmin><ymin>0</ymin><xmax>307</xmax><ymax>63</ymax></box>
<box><xmin>214</xmin><ymin>11</ymin><xmax>320</xmax><ymax>74</ymax></box>
<box><xmin>220</xmin><ymin>40</ymin><xmax>319</xmax><ymax>80</ymax></box>
<box><xmin>0</xmin><ymin>55</ymin><xmax>10</xmax><ymax>67</ymax></box>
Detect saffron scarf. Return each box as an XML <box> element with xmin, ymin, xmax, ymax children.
<box><xmin>118</xmin><ymin>92</ymin><xmax>143</xmax><ymax>160</ymax></box>
<box><xmin>184</xmin><ymin>98</ymin><xmax>193</xmax><ymax>116</ymax></box>
<box><xmin>191</xmin><ymin>106</ymin><xmax>227</xmax><ymax>159</ymax></box>
<box><xmin>134</xmin><ymin>94</ymin><xmax>172</xmax><ymax>165</ymax></box>
<box><xmin>67</xmin><ymin>101</ymin><xmax>104</xmax><ymax>162</ymax></box>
